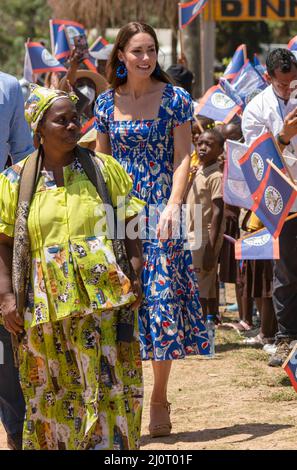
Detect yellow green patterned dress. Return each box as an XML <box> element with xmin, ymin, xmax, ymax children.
<box><xmin>0</xmin><ymin>151</ymin><xmax>145</xmax><ymax>450</ymax></box>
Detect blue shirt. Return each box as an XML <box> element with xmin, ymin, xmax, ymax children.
<box><xmin>0</xmin><ymin>72</ymin><xmax>34</xmax><ymax>171</ymax></box>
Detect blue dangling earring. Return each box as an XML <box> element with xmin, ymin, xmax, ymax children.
<box><xmin>116</xmin><ymin>61</ymin><xmax>128</xmax><ymax>79</ymax></box>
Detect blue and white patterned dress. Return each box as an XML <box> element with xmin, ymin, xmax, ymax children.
<box><xmin>94</xmin><ymin>83</ymin><xmax>209</xmax><ymax>360</ymax></box>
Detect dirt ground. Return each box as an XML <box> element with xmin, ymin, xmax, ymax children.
<box><xmin>1</xmin><ymin>284</ymin><xmax>297</xmax><ymax>450</ymax></box>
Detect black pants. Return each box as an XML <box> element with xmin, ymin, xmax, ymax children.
<box><xmin>273</xmin><ymin>217</ymin><xmax>297</xmax><ymax>340</ymax></box>
<box><xmin>0</xmin><ymin>325</ymin><xmax>25</xmax><ymax>435</ymax></box>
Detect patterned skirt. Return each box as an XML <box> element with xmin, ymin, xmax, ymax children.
<box><xmin>139</xmin><ymin>240</ymin><xmax>209</xmax><ymax>360</ymax></box>
<box><xmin>19</xmin><ymin>310</ymin><xmax>143</xmax><ymax>450</ymax></box>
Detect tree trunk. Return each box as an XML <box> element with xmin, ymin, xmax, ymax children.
<box><xmin>184</xmin><ymin>16</ymin><xmax>202</xmax><ymax>99</ymax></box>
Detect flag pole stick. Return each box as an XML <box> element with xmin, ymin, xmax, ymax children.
<box><xmin>267</xmin><ymin>159</ymin><xmax>297</xmax><ymax>192</ymax></box>
<box><xmin>193</xmin><ymin>115</ymin><xmax>204</xmax><ymax>133</ymax></box>
<box><xmin>179</xmin><ymin>28</ymin><xmax>185</xmax><ymax>57</ymax></box>
<box><xmin>200</xmin><ymin>13</ymin><xmax>206</xmax><ymax>95</ymax></box>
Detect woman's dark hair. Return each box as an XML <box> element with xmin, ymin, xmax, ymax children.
<box><xmin>107</xmin><ymin>22</ymin><xmax>172</xmax><ymax>89</ymax></box>
<box><xmin>266</xmin><ymin>48</ymin><xmax>297</xmax><ymax>77</ymax></box>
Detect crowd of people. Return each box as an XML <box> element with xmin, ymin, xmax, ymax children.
<box><xmin>0</xmin><ymin>20</ymin><xmax>297</xmax><ymax>451</ymax></box>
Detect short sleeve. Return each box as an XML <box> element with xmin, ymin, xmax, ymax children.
<box><xmin>0</xmin><ymin>170</ymin><xmax>20</xmax><ymax>237</ymax></box>
<box><xmin>95</xmin><ymin>153</ymin><xmax>146</xmax><ymax>220</ymax></box>
<box><xmin>172</xmin><ymin>87</ymin><xmax>194</xmax><ymax>127</ymax></box>
<box><xmin>208</xmin><ymin>173</ymin><xmax>223</xmax><ymax>201</ymax></box>
<box><xmin>94</xmin><ymin>91</ymin><xmax>111</xmax><ymax>134</ymax></box>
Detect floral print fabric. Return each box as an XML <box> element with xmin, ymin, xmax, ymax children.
<box><xmin>94</xmin><ymin>84</ymin><xmax>210</xmax><ymax>360</ymax></box>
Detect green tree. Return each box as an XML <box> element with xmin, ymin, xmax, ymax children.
<box><xmin>0</xmin><ymin>0</ymin><xmax>51</xmax><ymax>77</ymax></box>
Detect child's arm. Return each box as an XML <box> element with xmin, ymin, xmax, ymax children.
<box><xmin>203</xmin><ymin>197</ymin><xmax>224</xmax><ymax>271</ymax></box>
<box><xmin>203</xmin><ymin>198</ymin><xmax>224</xmax><ymax>271</ymax></box>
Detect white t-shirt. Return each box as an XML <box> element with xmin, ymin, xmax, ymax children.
<box><xmin>242</xmin><ymin>84</ymin><xmax>297</xmax><ymax>211</ymax></box>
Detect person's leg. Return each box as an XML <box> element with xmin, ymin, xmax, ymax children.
<box><xmin>256</xmin><ymin>297</ymin><xmax>277</xmax><ymax>342</ymax></box>
<box><xmin>270</xmin><ymin>217</ymin><xmax>297</xmax><ymax>366</ymax></box>
<box><xmin>0</xmin><ymin>325</ymin><xmax>25</xmax><ymax>449</ymax></box>
<box><xmin>238</xmin><ymin>296</ymin><xmax>253</xmax><ymax>327</ymax></box>
<box><xmin>149</xmin><ymin>360</ymin><xmax>172</xmax><ymax>437</ymax></box>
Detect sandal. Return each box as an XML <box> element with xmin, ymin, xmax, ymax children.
<box><xmin>149</xmin><ymin>401</ymin><xmax>172</xmax><ymax>438</ymax></box>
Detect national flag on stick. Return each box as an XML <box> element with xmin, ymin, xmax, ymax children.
<box><xmin>55</xmin><ymin>25</ymin><xmax>71</xmax><ymax>62</ymax></box>
<box><xmin>223</xmin><ymin>139</ymin><xmax>253</xmax><ymax>209</ymax></box>
<box><xmin>89</xmin><ymin>36</ymin><xmax>109</xmax><ymax>56</ymax></box>
<box><xmin>234</xmin><ymin>227</ymin><xmax>280</xmax><ymax>260</ymax></box>
<box><xmin>195</xmin><ymin>85</ymin><xmax>241</xmax><ymax>123</ymax></box>
<box><xmin>25</xmin><ymin>41</ymin><xmax>66</xmax><ymax>75</ymax></box>
<box><xmin>288</xmin><ymin>35</ymin><xmax>297</xmax><ymax>52</ymax></box>
<box><xmin>178</xmin><ymin>0</ymin><xmax>208</xmax><ymax>29</ymax></box>
<box><xmin>283</xmin><ymin>342</ymin><xmax>297</xmax><ymax>393</ymax></box>
<box><xmin>231</xmin><ymin>60</ymin><xmax>267</xmax><ymax>107</ymax></box>
<box><xmin>223</xmin><ymin>44</ymin><xmax>247</xmax><ymax>81</ymax></box>
<box><xmin>239</xmin><ymin>133</ymin><xmax>285</xmax><ymax>196</ymax></box>
<box><xmin>251</xmin><ymin>159</ymin><xmax>297</xmax><ymax>238</ymax></box>
<box><xmin>49</xmin><ymin>19</ymin><xmax>85</xmax><ymax>54</ymax></box>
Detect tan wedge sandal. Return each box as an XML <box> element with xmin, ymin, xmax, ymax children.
<box><xmin>149</xmin><ymin>401</ymin><xmax>172</xmax><ymax>438</ymax></box>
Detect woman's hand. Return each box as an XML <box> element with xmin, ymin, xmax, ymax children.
<box><xmin>156</xmin><ymin>202</ymin><xmax>181</xmax><ymax>241</ymax></box>
<box><xmin>130</xmin><ymin>275</ymin><xmax>143</xmax><ymax>310</ymax></box>
<box><xmin>1</xmin><ymin>293</ymin><xmax>24</xmax><ymax>335</ymax></box>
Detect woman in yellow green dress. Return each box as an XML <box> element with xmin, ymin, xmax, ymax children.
<box><xmin>0</xmin><ymin>86</ymin><xmax>145</xmax><ymax>450</ymax></box>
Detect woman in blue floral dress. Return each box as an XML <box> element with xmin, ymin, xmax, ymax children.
<box><xmin>94</xmin><ymin>22</ymin><xmax>209</xmax><ymax>437</ymax></box>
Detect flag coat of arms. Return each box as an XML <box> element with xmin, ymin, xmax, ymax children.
<box><xmin>178</xmin><ymin>0</ymin><xmax>208</xmax><ymax>29</ymax></box>
<box><xmin>283</xmin><ymin>343</ymin><xmax>297</xmax><ymax>393</ymax></box>
<box><xmin>25</xmin><ymin>42</ymin><xmax>66</xmax><ymax>75</ymax></box>
<box><xmin>223</xmin><ymin>139</ymin><xmax>253</xmax><ymax>209</ymax></box>
<box><xmin>195</xmin><ymin>85</ymin><xmax>241</xmax><ymax>123</ymax></box>
<box><xmin>55</xmin><ymin>25</ymin><xmax>71</xmax><ymax>62</ymax></box>
<box><xmin>223</xmin><ymin>44</ymin><xmax>247</xmax><ymax>80</ymax></box>
<box><xmin>239</xmin><ymin>133</ymin><xmax>284</xmax><ymax>196</ymax></box>
<box><xmin>231</xmin><ymin>61</ymin><xmax>267</xmax><ymax>107</ymax></box>
<box><xmin>50</xmin><ymin>19</ymin><xmax>85</xmax><ymax>54</ymax></box>
<box><xmin>234</xmin><ymin>227</ymin><xmax>280</xmax><ymax>260</ymax></box>
<box><xmin>239</xmin><ymin>133</ymin><xmax>297</xmax><ymax>237</ymax></box>
<box><xmin>250</xmin><ymin>162</ymin><xmax>297</xmax><ymax>238</ymax></box>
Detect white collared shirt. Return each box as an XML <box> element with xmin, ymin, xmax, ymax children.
<box><xmin>242</xmin><ymin>84</ymin><xmax>297</xmax><ymax>211</ymax></box>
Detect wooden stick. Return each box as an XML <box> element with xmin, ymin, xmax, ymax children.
<box><xmin>200</xmin><ymin>14</ymin><xmax>206</xmax><ymax>95</ymax></box>
<box><xmin>267</xmin><ymin>159</ymin><xmax>297</xmax><ymax>191</ymax></box>
<box><xmin>193</xmin><ymin>115</ymin><xmax>204</xmax><ymax>133</ymax></box>
<box><xmin>178</xmin><ymin>29</ymin><xmax>184</xmax><ymax>58</ymax></box>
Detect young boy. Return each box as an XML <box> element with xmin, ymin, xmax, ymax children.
<box><xmin>186</xmin><ymin>128</ymin><xmax>225</xmax><ymax>320</ymax></box>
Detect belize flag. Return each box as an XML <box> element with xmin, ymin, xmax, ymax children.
<box><xmin>55</xmin><ymin>25</ymin><xmax>71</xmax><ymax>62</ymax></box>
<box><xmin>178</xmin><ymin>0</ymin><xmax>208</xmax><ymax>29</ymax></box>
<box><xmin>223</xmin><ymin>140</ymin><xmax>253</xmax><ymax>210</ymax></box>
<box><xmin>223</xmin><ymin>44</ymin><xmax>247</xmax><ymax>81</ymax></box>
<box><xmin>283</xmin><ymin>343</ymin><xmax>297</xmax><ymax>393</ymax></box>
<box><xmin>253</xmin><ymin>53</ymin><xmax>267</xmax><ymax>76</ymax></box>
<box><xmin>219</xmin><ymin>77</ymin><xmax>244</xmax><ymax>109</ymax></box>
<box><xmin>89</xmin><ymin>36</ymin><xmax>109</xmax><ymax>56</ymax></box>
<box><xmin>231</xmin><ymin>60</ymin><xmax>267</xmax><ymax>107</ymax></box>
<box><xmin>234</xmin><ymin>227</ymin><xmax>280</xmax><ymax>260</ymax></box>
<box><xmin>49</xmin><ymin>19</ymin><xmax>85</xmax><ymax>54</ymax></box>
<box><xmin>25</xmin><ymin>41</ymin><xmax>66</xmax><ymax>75</ymax></box>
<box><xmin>239</xmin><ymin>133</ymin><xmax>284</xmax><ymax>196</ymax></box>
<box><xmin>250</xmin><ymin>161</ymin><xmax>297</xmax><ymax>238</ymax></box>
<box><xmin>288</xmin><ymin>35</ymin><xmax>297</xmax><ymax>51</ymax></box>
<box><xmin>195</xmin><ymin>85</ymin><xmax>241</xmax><ymax>123</ymax></box>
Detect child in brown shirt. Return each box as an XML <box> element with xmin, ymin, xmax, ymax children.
<box><xmin>186</xmin><ymin>129</ymin><xmax>225</xmax><ymax>320</ymax></box>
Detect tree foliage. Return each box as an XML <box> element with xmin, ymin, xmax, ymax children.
<box><xmin>0</xmin><ymin>0</ymin><xmax>51</xmax><ymax>77</ymax></box>
<box><xmin>2</xmin><ymin>0</ymin><xmax>297</xmax><ymax>78</ymax></box>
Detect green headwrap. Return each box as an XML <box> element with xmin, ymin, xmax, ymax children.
<box><xmin>25</xmin><ymin>84</ymin><xmax>78</xmax><ymax>132</ymax></box>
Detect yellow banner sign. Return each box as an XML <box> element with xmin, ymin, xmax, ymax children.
<box><xmin>206</xmin><ymin>0</ymin><xmax>297</xmax><ymax>21</ymax></box>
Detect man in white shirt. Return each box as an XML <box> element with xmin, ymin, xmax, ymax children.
<box><xmin>242</xmin><ymin>48</ymin><xmax>297</xmax><ymax>367</ymax></box>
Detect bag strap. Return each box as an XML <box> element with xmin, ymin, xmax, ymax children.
<box><xmin>75</xmin><ymin>146</ymin><xmax>117</xmax><ymax>240</ymax></box>
<box><xmin>12</xmin><ymin>148</ymin><xmax>43</xmax><ymax>314</ymax></box>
